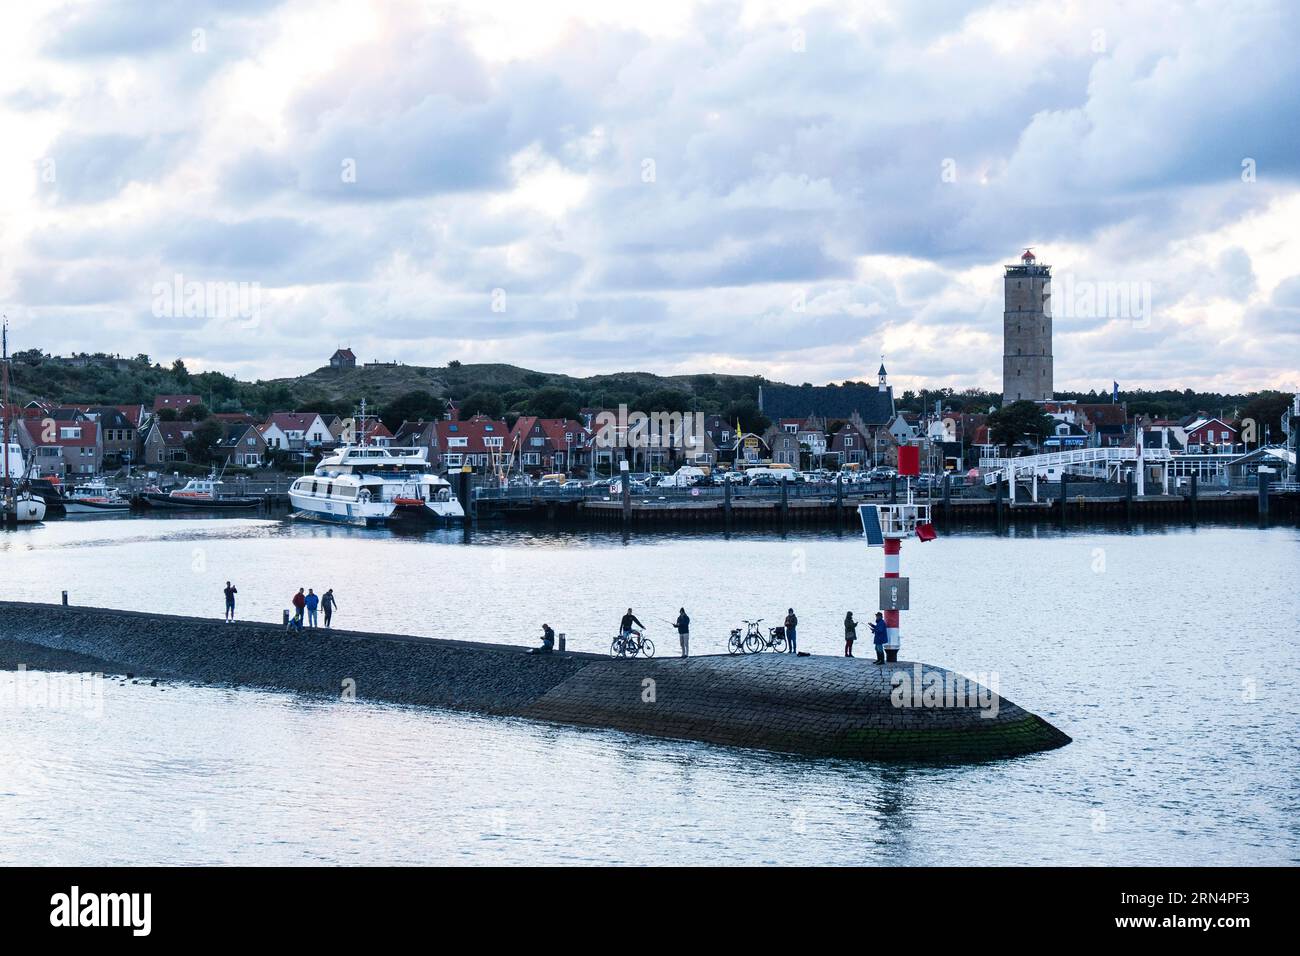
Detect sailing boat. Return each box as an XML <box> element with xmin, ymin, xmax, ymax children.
<box><xmin>2</xmin><ymin>320</ymin><xmax>46</xmax><ymax>524</ymax></box>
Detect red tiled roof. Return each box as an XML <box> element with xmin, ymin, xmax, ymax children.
<box><xmin>264</xmin><ymin>412</ymin><xmax>324</xmax><ymax>431</ymax></box>
<box><xmin>439</xmin><ymin>415</ymin><xmax>508</xmax><ymax>454</ymax></box>
<box><xmin>18</xmin><ymin>418</ymin><xmax>100</xmax><ymax>447</ymax></box>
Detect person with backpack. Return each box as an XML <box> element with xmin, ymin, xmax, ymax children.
<box><xmin>321</xmin><ymin>589</ymin><xmax>337</xmax><ymax>628</ymax></box>
<box><xmin>784</xmin><ymin>608</ymin><xmax>798</xmax><ymax>654</ymax></box>
<box><xmin>675</xmin><ymin>607</ymin><xmax>690</xmax><ymax>657</ymax></box>
<box><xmin>843</xmin><ymin>611</ymin><xmax>857</xmax><ymax>658</ymax></box>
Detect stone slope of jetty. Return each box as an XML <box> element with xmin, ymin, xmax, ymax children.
<box><xmin>0</xmin><ymin>601</ymin><xmax>1071</xmax><ymax>762</ymax></box>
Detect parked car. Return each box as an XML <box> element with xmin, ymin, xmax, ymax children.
<box><xmin>561</xmin><ymin>479</ymin><xmax>585</xmax><ymax>490</ymax></box>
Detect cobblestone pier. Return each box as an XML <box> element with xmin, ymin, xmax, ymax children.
<box><xmin>0</xmin><ymin>601</ymin><xmax>1070</xmax><ymax>762</ymax></box>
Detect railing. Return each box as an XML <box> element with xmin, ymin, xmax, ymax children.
<box><xmin>980</xmin><ymin>447</ymin><xmax>1172</xmax><ymax>485</ymax></box>
<box><xmin>472</xmin><ymin>478</ymin><xmax>987</xmax><ymax>504</ymax></box>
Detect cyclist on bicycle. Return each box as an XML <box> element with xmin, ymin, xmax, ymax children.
<box><xmin>619</xmin><ymin>608</ymin><xmax>644</xmax><ymax>640</ymax></box>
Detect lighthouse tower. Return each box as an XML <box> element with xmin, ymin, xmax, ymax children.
<box><xmin>1002</xmin><ymin>248</ymin><xmax>1053</xmax><ymax>403</ymax></box>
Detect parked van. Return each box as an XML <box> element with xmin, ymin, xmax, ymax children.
<box><xmin>657</xmin><ymin>466</ymin><xmax>709</xmax><ymax>488</ymax></box>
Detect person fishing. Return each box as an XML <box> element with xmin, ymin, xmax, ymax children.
<box><xmin>619</xmin><ymin>608</ymin><xmax>644</xmax><ymax>641</ymax></box>
<box><xmin>871</xmin><ymin>612</ymin><xmax>889</xmax><ymax>664</ymax></box>
<box><xmin>784</xmin><ymin>607</ymin><xmax>798</xmax><ymax>654</ymax></box>
<box><xmin>321</xmin><ymin>588</ymin><xmax>337</xmax><ymax>628</ymax></box>
<box><xmin>675</xmin><ymin>607</ymin><xmax>690</xmax><ymax>658</ymax></box>
<box><xmin>843</xmin><ymin>611</ymin><xmax>857</xmax><ymax>658</ymax></box>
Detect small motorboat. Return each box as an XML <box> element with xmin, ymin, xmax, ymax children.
<box><xmin>63</xmin><ymin>478</ymin><xmax>132</xmax><ymax>513</ymax></box>
<box><xmin>142</xmin><ymin>476</ymin><xmax>260</xmax><ymax>510</ymax></box>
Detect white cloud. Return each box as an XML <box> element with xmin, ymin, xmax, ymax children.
<box><xmin>0</xmin><ymin>0</ymin><xmax>1296</xmax><ymax>393</ymax></box>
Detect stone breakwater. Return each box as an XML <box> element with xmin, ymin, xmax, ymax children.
<box><xmin>0</xmin><ymin>601</ymin><xmax>1070</xmax><ymax>762</ymax></box>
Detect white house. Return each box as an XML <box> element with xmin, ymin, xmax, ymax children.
<box><xmin>259</xmin><ymin>412</ymin><xmax>331</xmax><ymax>451</ymax></box>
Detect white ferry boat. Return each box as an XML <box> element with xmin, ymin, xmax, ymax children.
<box><xmin>289</xmin><ymin>445</ymin><xmax>464</xmax><ymax>527</ymax></box>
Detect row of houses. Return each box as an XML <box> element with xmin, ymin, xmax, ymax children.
<box><xmin>0</xmin><ymin>376</ymin><xmax>1256</xmax><ymax>479</ymax></box>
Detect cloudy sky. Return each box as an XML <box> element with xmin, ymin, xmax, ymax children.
<box><xmin>1</xmin><ymin>0</ymin><xmax>1297</xmax><ymax>393</ymax></box>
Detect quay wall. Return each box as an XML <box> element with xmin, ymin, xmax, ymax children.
<box><xmin>0</xmin><ymin>601</ymin><xmax>1071</xmax><ymax>763</ymax></box>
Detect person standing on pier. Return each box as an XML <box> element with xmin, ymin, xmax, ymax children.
<box><xmin>843</xmin><ymin>611</ymin><xmax>857</xmax><ymax>657</ymax></box>
<box><xmin>784</xmin><ymin>608</ymin><xmax>798</xmax><ymax>654</ymax></box>
<box><xmin>675</xmin><ymin>607</ymin><xmax>690</xmax><ymax>657</ymax></box>
<box><xmin>322</xmin><ymin>589</ymin><xmax>337</xmax><ymax>628</ymax></box>
<box><xmin>871</xmin><ymin>612</ymin><xmax>888</xmax><ymax>665</ymax></box>
<box><xmin>291</xmin><ymin>588</ymin><xmax>306</xmax><ymax>629</ymax></box>
<box><xmin>305</xmin><ymin>589</ymin><xmax>320</xmax><ymax>628</ymax></box>
<box><xmin>223</xmin><ymin>581</ymin><xmax>238</xmax><ymax>623</ymax></box>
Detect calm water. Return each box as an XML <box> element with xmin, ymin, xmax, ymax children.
<box><xmin>1</xmin><ymin>516</ymin><xmax>1297</xmax><ymax>865</ymax></box>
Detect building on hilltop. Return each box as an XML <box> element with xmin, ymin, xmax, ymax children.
<box><xmin>329</xmin><ymin>348</ymin><xmax>356</xmax><ymax>370</ymax></box>
<box><xmin>1003</xmin><ymin>248</ymin><xmax>1053</xmax><ymax>403</ymax></box>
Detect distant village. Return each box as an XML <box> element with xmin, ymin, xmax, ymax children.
<box><xmin>2</xmin><ymin>346</ymin><xmax>1275</xmax><ymax>485</ymax></box>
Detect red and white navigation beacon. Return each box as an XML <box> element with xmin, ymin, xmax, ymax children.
<box><xmin>858</xmin><ymin>445</ymin><xmax>938</xmax><ymax>662</ymax></box>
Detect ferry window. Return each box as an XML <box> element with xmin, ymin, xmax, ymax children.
<box><xmin>325</xmin><ymin>483</ymin><xmax>332</xmax><ymax>496</ymax></box>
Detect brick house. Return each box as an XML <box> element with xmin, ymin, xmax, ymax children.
<box><xmin>437</xmin><ymin>415</ymin><xmax>509</xmax><ymax>473</ymax></box>
<box><xmin>17</xmin><ymin>410</ymin><xmax>104</xmax><ymax>476</ymax></box>
<box><xmin>143</xmin><ymin>420</ymin><xmax>196</xmax><ymax>465</ymax></box>
<box><xmin>509</xmin><ymin>417</ymin><xmax>591</xmax><ymax>474</ymax></box>
<box><xmin>214</xmin><ymin>423</ymin><xmax>268</xmax><ymax>467</ymax></box>
<box><xmin>830</xmin><ymin>419</ymin><xmax>871</xmax><ymax>466</ymax></box>
<box><xmin>392</xmin><ymin>420</ymin><xmax>439</xmax><ymax>453</ymax></box>
<box><xmin>763</xmin><ymin>425</ymin><xmax>800</xmax><ymax>466</ymax></box>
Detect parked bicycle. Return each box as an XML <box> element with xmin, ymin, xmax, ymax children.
<box><xmin>610</xmin><ymin>628</ymin><xmax>655</xmax><ymax>659</ymax></box>
<box><xmin>728</xmin><ymin>619</ymin><xmax>788</xmax><ymax>654</ymax></box>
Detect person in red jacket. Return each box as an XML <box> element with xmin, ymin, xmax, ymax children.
<box><xmin>291</xmin><ymin>588</ymin><xmax>306</xmax><ymax>629</ymax></box>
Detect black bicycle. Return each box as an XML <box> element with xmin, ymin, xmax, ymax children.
<box><xmin>610</xmin><ymin>629</ymin><xmax>655</xmax><ymax>659</ymax></box>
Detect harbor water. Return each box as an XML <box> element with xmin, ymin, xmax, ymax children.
<box><xmin>1</xmin><ymin>517</ymin><xmax>1297</xmax><ymax>865</ymax></box>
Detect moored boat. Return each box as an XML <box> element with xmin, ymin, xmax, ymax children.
<box><xmin>63</xmin><ymin>478</ymin><xmax>131</xmax><ymax>513</ymax></box>
<box><xmin>290</xmin><ymin>445</ymin><xmax>464</xmax><ymax>527</ymax></box>
<box><xmin>142</xmin><ymin>476</ymin><xmax>260</xmax><ymax>510</ymax></box>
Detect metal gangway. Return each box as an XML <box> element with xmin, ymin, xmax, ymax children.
<box><xmin>980</xmin><ymin>446</ymin><xmax>1172</xmax><ymax>486</ymax></box>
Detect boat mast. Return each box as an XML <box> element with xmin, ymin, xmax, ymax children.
<box><xmin>2</xmin><ymin>317</ymin><xmax>11</xmax><ymax>504</ymax></box>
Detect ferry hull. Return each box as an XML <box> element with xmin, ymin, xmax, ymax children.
<box><xmin>288</xmin><ymin>491</ymin><xmax>393</xmax><ymax>526</ymax></box>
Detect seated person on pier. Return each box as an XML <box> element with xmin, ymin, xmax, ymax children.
<box><xmin>530</xmin><ymin>624</ymin><xmax>556</xmax><ymax>654</ymax></box>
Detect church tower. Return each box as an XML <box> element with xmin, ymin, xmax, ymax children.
<box><xmin>1002</xmin><ymin>249</ymin><xmax>1053</xmax><ymax>403</ymax></box>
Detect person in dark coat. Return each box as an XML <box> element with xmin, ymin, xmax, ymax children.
<box><xmin>321</xmin><ymin>589</ymin><xmax>337</xmax><ymax>628</ymax></box>
<box><xmin>784</xmin><ymin>608</ymin><xmax>798</xmax><ymax>654</ymax></box>
<box><xmin>619</xmin><ymin>608</ymin><xmax>643</xmax><ymax>639</ymax></box>
<box><xmin>843</xmin><ymin>611</ymin><xmax>857</xmax><ymax>657</ymax></box>
<box><xmin>675</xmin><ymin>608</ymin><xmax>690</xmax><ymax>657</ymax></box>
<box><xmin>871</xmin><ymin>612</ymin><xmax>889</xmax><ymax>664</ymax></box>
<box><xmin>531</xmin><ymin>624</ymin><xmax>555</xmax><ymax>654</ymax></box>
